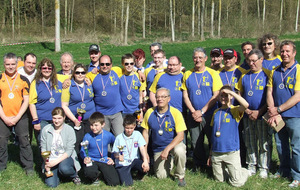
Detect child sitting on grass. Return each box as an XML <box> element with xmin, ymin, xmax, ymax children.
<box><xmin>208</xmin><ymin>85</ymin><xmax>249</xmax><ymax>187</ymax></box>
<box><xmin>113</xmin><ymin>114</ymin><xmax>149</xmax><ymax>186</ymax></box>
<box><xmin>80</xmin><ymin>112</ymin><xmax>120</xmax><ymax>186</ymax></box>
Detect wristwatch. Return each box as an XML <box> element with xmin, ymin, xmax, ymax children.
<box><xmin>277</xmin><ymin>106</ymin><xmax>282</xmax><ymax>114</ymax></box>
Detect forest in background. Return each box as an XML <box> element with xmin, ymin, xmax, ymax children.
<box><xmin>0</xmin><ymin>0</ymin><xmax>300</xmax><ymax>45</ymax></box>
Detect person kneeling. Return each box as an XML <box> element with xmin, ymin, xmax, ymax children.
<box><xmin>40</xmin><ymin>107</ymin><xmax>81</xmax><ymax>188</ymax></box>
<box><xmin>80</xmin><ymin>112</ymin><xmax>120</xmax><ymax>186</ymax></box>
<box><xmin>207</xmin><ymin>85</ymin><xmax>249</xmax><ymax>187</ymax></box>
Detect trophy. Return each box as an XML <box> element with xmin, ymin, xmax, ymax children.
<box><xmin>75</xmin><ymin>108</ymin><xmax>86</xmax><ymax>130</ymax></box>
<box><xmin>80</xmin><ymin>140</ymin><xmax>92</xmax><ymax>167</ymax></box>
<box><xmin>41</xmin><ymin>151</ymin><xmax>53</xmax><ymax>177</ymax></box>
<box><xmin>117</xmin><ymin>145</ymin><xmax>125</xmax><ymax>163</ymax></box>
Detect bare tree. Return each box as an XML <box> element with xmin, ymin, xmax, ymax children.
<box><xmin>296</xmin><ymin>0</ymin><xmax>300</xmax><ymax>32</ymax></box>
<box><xmin>170</xmin><ymin>0</ymin><xmax>175</xmax><ymax>41</ymax></box>
<box><xmin>70</xmin><ymin>0</ymin><xmax>74</xmax><ymax>32</ymax></box>
<box><xmin>143</xmin><ymin>0</ymin><xmax>146</xmax><ymax>38</ymax></box>
<box><xmin>93</xmin><ymin>0</ymin><xmax>96</xmax><ymax>32</ymax></box>
<box><xmin>218</xmin><ymin>0</ymin><xmax>221</xmax><ymax>37</ymax></box>
<box><xmin>211</xmin><ymin>0</ymin><xmax>214</xmax><ymax>37</ymax></box>
<box><xmin>17</xmin><ymin>0</ymin><xmax>20</xmax><ymax>34</ymax></box>
<box><xmin>198</xmin><ymin>0</ymin><xmax>200</xmax><ymax>35</ymax></box>
<box><xmin>124</xmin><ymin>0</ymin><xmax>129</xmax><ymax>45</ymax></box>
<box><xmin>55</xmin><ymin>0</ymin><xmax>61</xmax><ymax>52</ymax></box>
<box><xmin>11</xmin><ymin>0</ymin><xmax>15</xmax><ymax>39</ymax></box>
<box><xmin>121</xmin><ymin>0</ymin><xmax>124</xmax><ymax>41</ymax></box>
<box><xmin>257</xmin><ymin>0</ymin><xmax>260</xmax><ymax>19</ymax></box>
<box><xmin>280</xmin><ymin>0</ymin><xmax>283</xmax><ymax>32</ymax></box>
<box><xmin>201</xmin><ymin>0</ymin><xmax>205</xmax><ymax>40</ymax></box>
<box><xmin>192</xmin><ymin>0</ymin><xmax>195</xmax><ymax>37</ymax></box>
<box><xmin>263</xmin><ymin>0</ymin><xmax>265</xmax><ymax>29</ymax></box>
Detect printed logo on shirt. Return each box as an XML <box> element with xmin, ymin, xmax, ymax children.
<box><xmin>132</xmin><ymin>79</ymin><xmax>139</xmax><ymax>90</ymax></box>
<box><xmin>134</xmin><ymin>141</ymin><xmax>138</xmax><ymax>148</ymax></box>
<box><xmin>110</xmin><ymin>75</ymin><xmax>118</xmax><ymax>86</ymax></box>
<box><xmin>231</xmin><ymin>77</ymin><xmax>238</xmax><ymax>87</ymax></box>
<box><xmin>164</xmin><ymin>120</ymin><xmax>173</xmax><ymax>132</ymax></box>
<box><xmin>175</xmin><ymin>79</ymin><xmax>182</xmax><ymax>91</ymax></box>
<box><xmin>87</xmin><ymin>87</ymin><xmax>94</xmax><ymax>97</ymax></box>
<box><xmin>54</xmin><ymin>85</ymin><xmax>62</xmax><ymax>93</ymax></box>
<box><xmin>286</xmin><ymin>75</ymin><xmax>295</xmax><ymax>89</ymax></box>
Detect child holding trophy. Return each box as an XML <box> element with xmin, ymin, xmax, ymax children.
<box><xmin>112</xmin><ymin>114</ymin><xmax>149</xmax><ymax>186</ymax></box>
<box><xmin>40</xmin><ymin>107</ymin><xmax>81</xmax><ymax>188</ymax></box>
<box><xmin>207</xmin><ymin>85</ymin><xmax>249</xmax><ymax>187</ymax></box>
<box><xmin>80</xmin><ymin>112</ymin><xmax>120</xmax><ymax>186</ymax></box>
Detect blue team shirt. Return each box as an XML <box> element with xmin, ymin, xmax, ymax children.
<box><xmin>267</xmin><ymin>61</ymin><xmax>300</xmax><ymax>117</ymax></box>
<box><xmin>112</xmin><ymin>131</ymin><xmax>146</xmax><ymax>167</ymax></box>
<box><xmin>182</xmin><ymin>67</ymin><xmax>222</xmax><ymax>116</ymax></box>
<box><xmin>119</xmin><ymin>73</ymin><xmax>142</xmax><ymax>114</ymax></box>
<box><xmin>262</xmin><ymin>55</ymin><xmax>282</xmax><ymax>71</ymax></box>
<box><xmin>218</xmin><ymin>66</ymin><xmax>245</xmax><ymax>90</ymax></box>
<box><xmin>210</xmin><ymin>105</ymin><xmax>243</xmax><ymax>153</ymax></box>
<box><xmin>92</xmin><ymin>70</ymin><xmax>124</xmax><ymax>115</ymax></box>
<box><xmin>80</xmin><ymin>130</ymin><xmax>115</xmax><ymax>163</ymax></box>
<box><xmin>236</xmin><ymin>69</ymin><xmax>270</xmax><ymax>119</ymax></box>
<box><xmin>240</xmin><ymin>59</ymin><xmax>250</xmax><ymax>70</ymax></box>
<box><xmin>87</xmin><ymin>62</ymin><xmax>100</xmax><ymax>72</ymax></box>
<box><xmin>149</xmin><ymin>72</ymin><xmax>184</xmax><ymax>112</ymax></box>
<box><xmin>141</xmin><ymin>106</ymin><xmax>187</xmax><ymax>153</ymax></box>
<box><xmin>35</xmin><ymin>81</ymin><xmax>62</xmax><ymax>121</ymax></box>
<box><xmin>63</xmin><ymin>80</ymin><xmax>96</xmax><ymax>120</ymax></box>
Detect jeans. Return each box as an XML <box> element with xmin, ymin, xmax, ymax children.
<box><xmin>45</xmin><ymin>157</ymin><xmax>77</xmax><ymax>188</ymax></box>
<box><xmin>116</xmin><ymin>159</ymin><xmax>145</xmax><ymax>186</ymax></box>
<box><xmin>275</xmin><ymin>117</ymin><xmax>300</xmax><ymax>180</ymax></box>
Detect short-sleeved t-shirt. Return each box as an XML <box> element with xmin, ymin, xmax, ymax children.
<box><xmin>262</xmin><ymin>55</ymin><xmax>282</xmax><ymax>71</ymax></box>
<box><xmin>141</xmin><ymin>106</ymin><xmax>187</xmax><ymax>153</ymax></box>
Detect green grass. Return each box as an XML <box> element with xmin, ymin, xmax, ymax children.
<box><xmin>1</xmin><ymin>36</ymin><xmax>300</xmax><ymax>189</ymax></box>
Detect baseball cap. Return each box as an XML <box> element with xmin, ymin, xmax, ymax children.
<box><xmin>210</xmin><ymin>48</ymin><xmax>223</xmax><ymax>56</ymax></box>
<box><xmin>89</xmin><ymin>44</ymin><xmax>100</xmax><ymax>53</ymax></box>
<box><xmin>223</xmin><ymin>49</ymin><xmax>237</xmax><ymax>58</ymax></box>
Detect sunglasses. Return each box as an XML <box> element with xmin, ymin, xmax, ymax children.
<box><xmin>124</xmin><ymin>62</ymin><xmax>134</xmax><ymax>66</ymax></box>
<box><xmin>100</xmin><ymin>63</ymin><xmax>111</xmax><ymax>66</ymax></box>
<box><xmin>262</xmin><ymin>42</ymin><xmax>273</xmax><ymax>46</ymax></box>
<box><xmin>41</xmin><ymin>67</ymin><xmax>53</xmax><ymax>71</ymax></box>
<box><xmin>75</xmin><ymin>71</ymin><xmax>86</xmax><ymax>75</ymax></box>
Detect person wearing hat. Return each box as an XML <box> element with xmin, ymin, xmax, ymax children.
<box><xmin>210</xmin><ymin>48</ymin><xmax>224</xmax><ymax>71</ymax></box>
<box><xmin>87</xmin><ymin>44</ymin><xmax>102</xmax><ymax>73</ymax></box>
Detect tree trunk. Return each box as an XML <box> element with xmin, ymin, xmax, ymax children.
<box><xmin>257</xmin><ymin>0</ymin><xmax>260</xmax><ymax>19</ymax></box>
<box><xmin>55</xmin><ymin>0</ymin><xmax>61</xmax><ymax>52</ymax></box>
<box><xmin>263</xmin><ymin>0</ymin><xmax>265</xmax><ymax>30</ymax></box>
<box><xmin>192</xmin><ymin>0</ymin><xmax>195</xmax><ymax>37</ymax></box>
<box><xmin>218</xmin><ymin>0</ymin><xmax>221</xmax><ymax>37</ymax></box>
<box><xmin>41</xmin><ymin>0</ymin><xmax>44</xmax><ymax>36</ymax></box>
<box><xmin>198</xmin><ymin>0</ymin><xmax>200</xmax><ymax>35</ymax></box>
<box><xmin>93</xmin><ymin>0</ymin><xmax>96</xmax><ymax>32</ymax></box>
<box><xmin>11</xmin><ymin>0</ymin><xmax>15</xmax><ymax>39</ymax></box>
<box><xmin>143</xmin><ymin>0</ymin><xmax>146</xmax><ymax>38</ymax></box>
<box><xmin>296</xmin><ymin>0</ymin><xmax>300</xmax><ymax>32</ymax></box>
<box><xmin>211</xmin><ymin>0</ymin><xmax>214</xmax><ymax>37</ymax></box>
<box><xmin>124</xmin><ymin>0</ymin><xmax>129</xmax><ymax>45</ymax></box>
<box><xmin>170</xmin><ymin>0</ymin><xmax>175</xmax><ymax>41</ymax></box>
<box><xmin>201</xmin><ymin>0</ymin><xmax>205</xmax><ymax>40</ymax></box>
<box><xmin>17</xmin><ymin>0</ymin><xmax>20</xmax><ymax>34</ymax></box>
<box><xmin>280</xmin><ymin>0</ymin><xmax>283</xmax><ymax>32</ymax></box>
<box><xmin>65</xmin><ymin>0</ymin><xmax>67</xmax><ymax>36</ymax></box>
<box><xmin>70</xmin><ymin>0</ymin><xmax>74</xmax><ymax>32</ymax></box>
<box><xmin>121</xmin><ymin>0</ymin><xmax>124</xmax><ymax>41</ymax></box>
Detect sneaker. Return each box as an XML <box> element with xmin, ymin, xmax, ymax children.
<box><xmin>92</xmin><ymin>178</ymin><xmax>100</xmax><ymax>186</ymax></box>
<box><xmin>289</xmin><ymin>180</ymin><xmax>300</xmax><ymax>188</ymax></box>
<box><xmin>72</xmin><ymin>175</ymin><xmax>81</xmax><ymax>185</ymax></box>
<box><xmin>25</xmin><ymin>169</ymin><xmax>35</xmax><ymax>176</ymax></box>
<box><xmin>259</xmin><ymin>169</ymin><xmax>268</xmax><ymax>179</ymax></box>
<box><xmin>177</xmin><ymin>178</ymin><xmax>186</xmax><ymax>187</ymax></box>
<box><xmin>270</xmin><ymin>171</ymin><xmax>281</xmax><ymax>179</ymax></box>
<box><xmin>248</xmin><ymin>166</ymin><xmax>256</xmax><ymax>176</ymax></box>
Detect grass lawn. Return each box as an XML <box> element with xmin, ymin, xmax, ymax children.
<box><xmin>1</xmin><ymin>34</ymin><xmax>300</xmax><ymax>189</ymax></box>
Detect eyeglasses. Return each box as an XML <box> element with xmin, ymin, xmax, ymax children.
<box><xmin>41</xmin><ymin>67</ymin><xmax>52</xmax><ymax>71</ymax></box>
<box><xmin>75</xmin><ymin>71</ymin><xmax>86</xmax><ymax>75</ymax></box>
<box><xmin>248</xmin><ymin>58</ymin><xmax>260</xmax><ymax>64</ymax></box>
<box><xmin>124</xmin><ymin>62</ymin><xmax>134</xmax><ymax>66</ymax></box>
<box><xmin>168</xmin><ymin>64</ymin><xmax>179</xmax><ymax>67</ymax></box>
<box><xmin>156</xmin><ymin>95</ymin><xmax>169</xmax><ymax>99</ymax></box>
<box><xmin>262</xmin><ymin>42</ymin><xmax>273</xmax><ymax>46</ymax></box>
<box><xmin>100</xmin><ymin>63</ymin><xmax>111</xmax><ymax>66</ymax></box>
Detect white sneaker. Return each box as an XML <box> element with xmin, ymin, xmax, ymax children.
<box><xmin>289</xmin><ymin>180</ymin><xmax>300</xmax><ymax>188</ymax></box>
<box><xmin>259</xmin><ymin>169</ymin><xmax>268</xmax><ymax>179</ymax></box>
<box><xmin>248</xmin><ymin>166</ymin><xmax>256</xmax><ymax>176</ymax></box>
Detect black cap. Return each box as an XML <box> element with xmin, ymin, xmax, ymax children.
<box><xmin>89</xmin><ymin>44</ymin><xmax>100</xmax><ymax>53</ymax></box>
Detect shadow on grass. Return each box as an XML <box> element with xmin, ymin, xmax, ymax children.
<box><xmin>41</xmin><ymin>42</ymin><xmax>55</xmax><ymax>52</ymax></box>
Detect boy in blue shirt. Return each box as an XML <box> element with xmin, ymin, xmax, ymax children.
<box><xmin>80</xmin><ymin>112</ymin><xmax>120</xmax><ymax>186</ymax></box>
<box><xmin>208</xmin><ymin>85</ymin><xmax>249</xmax><ymax>187</ymax></box>
<box><xmin>113</xmin><ymin>115</ymin><xmax>149</xmax><ymax>186</ymax></box>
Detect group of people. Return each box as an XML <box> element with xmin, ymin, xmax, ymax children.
<box><xmin>1</xmin><ymin>33</ymin><xmax>300</xmax><ymax>188</ymax></box>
